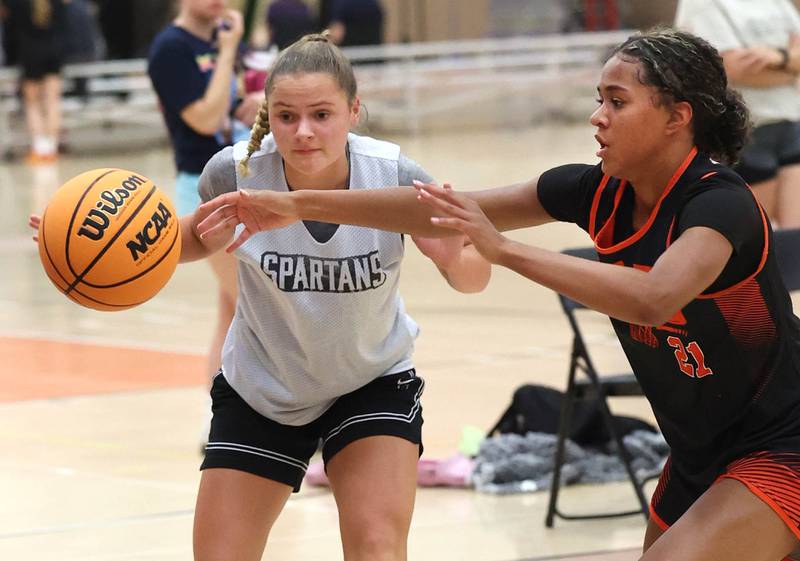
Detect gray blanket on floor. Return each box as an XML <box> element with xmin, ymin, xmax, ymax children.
<box><xmin>472</xmin><ymin>430</ymin><xmax>668</xmax><ymax>494</ymax></box>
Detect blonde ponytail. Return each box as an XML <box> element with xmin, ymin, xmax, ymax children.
<box><xmin>238</xmin><ymin>100</ymin><xmax>270</xmax><ymax>177</ymax></box>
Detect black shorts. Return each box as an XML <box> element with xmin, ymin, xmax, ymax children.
<box><xmin>650</xmin><ymin>443</ymin><xmax>800</xmax><ymax>544</ymax></box>
<box><xmin>201</xmin><ymin>370</ymin><xmax>425</xmax><ymax>492</ymax></box>
<box><xmin>735</xmin><ymin>120</ymin><xmax>800</xmax><ymax>184</ymax></box>
<box><xmin>19</xmin><ymin>44</ymin><xmax>62</xmax><ymax>80</ymax></box>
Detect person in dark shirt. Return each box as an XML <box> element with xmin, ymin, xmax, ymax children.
<box><xmin>327</xmin><ymin>0</ymin><xmax>383</xmax><ymax>48</ymax></box>
<box><xmin>266</xmin><ymin>0</ymin><xmax>314</xmax><ymax>50</ymax></box>
<box><xmin>60</xmin><ymin>0</ymin><xmax>98</xmax><ymax>64</ymax></box>
<box><xmin>95</xmin><ymin>0</ymin><xmax>134</xmax><ymax>59</ymax></box>
<box><xmin>147</xmin><ymin>0</ymin><xmax>260</xmax><ymax>408</ymax></box>
<box><xmin>196</xmin><ymin>28</ymin><xmax>800</xmax><ymax>560</ymax></box>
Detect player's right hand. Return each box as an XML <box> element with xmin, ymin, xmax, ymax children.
<box><xmin>28</xmin><ymin>213</ymin><xmax>41</xmax><ymax>243</ymax></box>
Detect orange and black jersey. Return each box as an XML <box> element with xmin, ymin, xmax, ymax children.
<box><xmin>537</xmin><ymin>149</ymin><xmax>800</xmax><ymax>475</ymax></box>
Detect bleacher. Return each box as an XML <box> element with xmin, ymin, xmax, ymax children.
<box><xmin>347</xmin><ymin>30</ymin><xmax>630</xmax><ymax>132</ymax></box>
<box><xmin>0</xmin><ymin>30</ymin><xmax>630</xmax><ymax>158</ymax></box>
<box><xmin>0</xmin><ymin>59</ymin><xmax>162</xmax><ymax>158</ymax></box>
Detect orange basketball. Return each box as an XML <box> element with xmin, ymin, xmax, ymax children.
<box><xmin>38</xmin><ymin>168</ymin><xmax>182</xmax><ymax>311</ymax></box>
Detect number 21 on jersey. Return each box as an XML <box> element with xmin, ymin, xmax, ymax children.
<box><xmin>666</xmin><ymin>336</ymin><xmax>713</xmax><ymax>378</ymax></box>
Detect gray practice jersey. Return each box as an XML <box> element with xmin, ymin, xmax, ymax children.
<box><xmin>198</xmin><ymin>133</ymin><xmax>434</xmax><ymax>425</ymax></box>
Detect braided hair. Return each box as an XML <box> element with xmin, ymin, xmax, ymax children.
<box><xmin>238</xmin><ymin>32</ymin><xmax>358</xmax><ymax>176</ymax></box>
<box><xmin>611</xmin><ymin>27</ymin><xmax>751</xmax><ymax>165</ymax></box>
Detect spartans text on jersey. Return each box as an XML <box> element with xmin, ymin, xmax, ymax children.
<box><xmin>260</xmin><ymin>251</ymin><xmax>387</xmax><ymax>293</ymax></box>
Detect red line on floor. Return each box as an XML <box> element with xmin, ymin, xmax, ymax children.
<box><xmin>0</xmin><ymin>336</ymin><xmax>207</xmax><ymax>402</ymax></box>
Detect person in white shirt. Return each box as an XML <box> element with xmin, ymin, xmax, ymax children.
<box><xmin>676</xmin><ymin>0</ymin><xmax>800</xmax><ymax>228</ymax></box>
<box><xmin>183</xmin><ymin>32</ymin><xmax>488</xmax><ymax>561</ymax></box>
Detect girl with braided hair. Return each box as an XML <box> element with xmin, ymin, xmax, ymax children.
<box><xmin>180</xmin><ymin>31</ymin><xmax>488</xmax><ymax>561</ymax></box>
<box><xmin>198</xmin><ymin>28</ymin><xmax>800</xmax><ymax>560</ymax></box>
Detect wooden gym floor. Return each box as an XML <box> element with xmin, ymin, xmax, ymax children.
<box><xmin>0</xmin><ymin>123</ymin><xmax>658</xmax><ymax>560</ymax></box>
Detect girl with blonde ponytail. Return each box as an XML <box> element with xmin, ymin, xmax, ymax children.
<box><xmin>169</xmin><ymin>31</ymin><xmax>490</xmax><ymax>561</ymax></box>
<box><xmin>237</xmin><ymin>31</ymin><xmax>350</xmax><ymax>177</ymax></box>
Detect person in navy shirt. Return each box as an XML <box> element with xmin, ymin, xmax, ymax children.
<box><xmin>266</xmin><ymin>0</ymin><xmax>314</xmax><ymax>51</ymax></box>
<box><xmin>327</xmin><ymin>0</ymin><xmax>384</xmax><ymax>48</ymax></box>
<box><xmin>147</xmin><ymin>0</ymin><xmax>259</xmax><ymax>413</ymax></box>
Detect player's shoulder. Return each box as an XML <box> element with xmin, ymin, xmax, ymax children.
<box><xmin>680</xmin><ymin>157</ymin><xmax>756</xmax><ymax>215</ymax></box>
<box><xmin>347</xmin><ymin>133</ymin><xmax>401</xmax><ymax>161</ymax></box>
<box><xmin>685</xmin><ymin>156</ymin><xmax>747</xmax><ymax>194</ymax></box>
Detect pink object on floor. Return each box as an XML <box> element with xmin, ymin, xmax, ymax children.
<box><xmin>417</xmin><ymin>459</ymin><xmax>440</xmax><ymax>486</ymax></box>
<box><xmin>302</xmin><ymin>453</ymin><xmax>475</xmax><ymax>488</ymax></box>
<box><xmin>417</xmin><ymin>453</ymin><xmax>474</xmax><ymax>487</ymax></box>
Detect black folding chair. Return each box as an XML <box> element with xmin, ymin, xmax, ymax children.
<box><xmin>545</xmin><ymin>230</ymin><xmax>800</xmax><ymax>527</ymax></box>
<box><xmin>545</xmin><ymin>246</ymin><xmax>650</xmax><ymax>527</ymax></box>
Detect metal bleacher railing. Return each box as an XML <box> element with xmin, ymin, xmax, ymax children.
<box><xmin>0</xmin><ymin>58</ymin><xmax>160</xmax><ymax>158</ymax></box>
<box><xmin>0</xmin><ymin>30</ymin><xmax>630</xmax><ymax>158</ymax></box>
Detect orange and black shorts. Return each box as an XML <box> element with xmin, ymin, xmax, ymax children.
<box><xmin>650</xmin><ymin>449</ymin><xmax>800</xmax><ymax>546</ymax></box>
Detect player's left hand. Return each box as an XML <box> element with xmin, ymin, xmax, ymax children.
<box><xmin>413</xmin><ymin>180</ymin><xmax>509</xmax><ymax>264</ymax></box>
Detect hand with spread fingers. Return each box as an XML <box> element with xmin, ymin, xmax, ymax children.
<box><xmin>413</xmin><ymin>180</ymin><xmax>508</xmax><ymax>264</ymax></box>
<box><xmin>195</xmin><ymin>189</ymin><xmax>300</xmax><ymax>252</ymax></box>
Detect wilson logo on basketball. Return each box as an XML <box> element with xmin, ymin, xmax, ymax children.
<box><xmin>77</xmin><ymin>174</ymin><xmax>147</xmax><ymax>241</ymax></box>
<box><xmin>126</xmin><ymin>202</ymin><xmax>174</xmax><ymax>262</ymax></box>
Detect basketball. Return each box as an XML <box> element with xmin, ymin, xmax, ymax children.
<box><xmin>37</xmin><ymin>168</ymin><xmax>182</xmax><ymax>311</ymax></box>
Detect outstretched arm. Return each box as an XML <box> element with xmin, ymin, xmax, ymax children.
<box><xmin>496</xmin><ymin>228</ymin><xmax>731</xmax><ymax>325</ymax></box>
<box><xmin>196</xmin><ymin>177</ymin><xmax>555</xmax><ymax>252</ymax></box>
<box><xmin>415</xmin><ymin>183</ymin><xmax>733</xmax><ymax>326</ymax></box>
<box><xmin>27</xmin><ymin>209</ymin><xmax>231</xmax><ymax>264</ymax></box>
